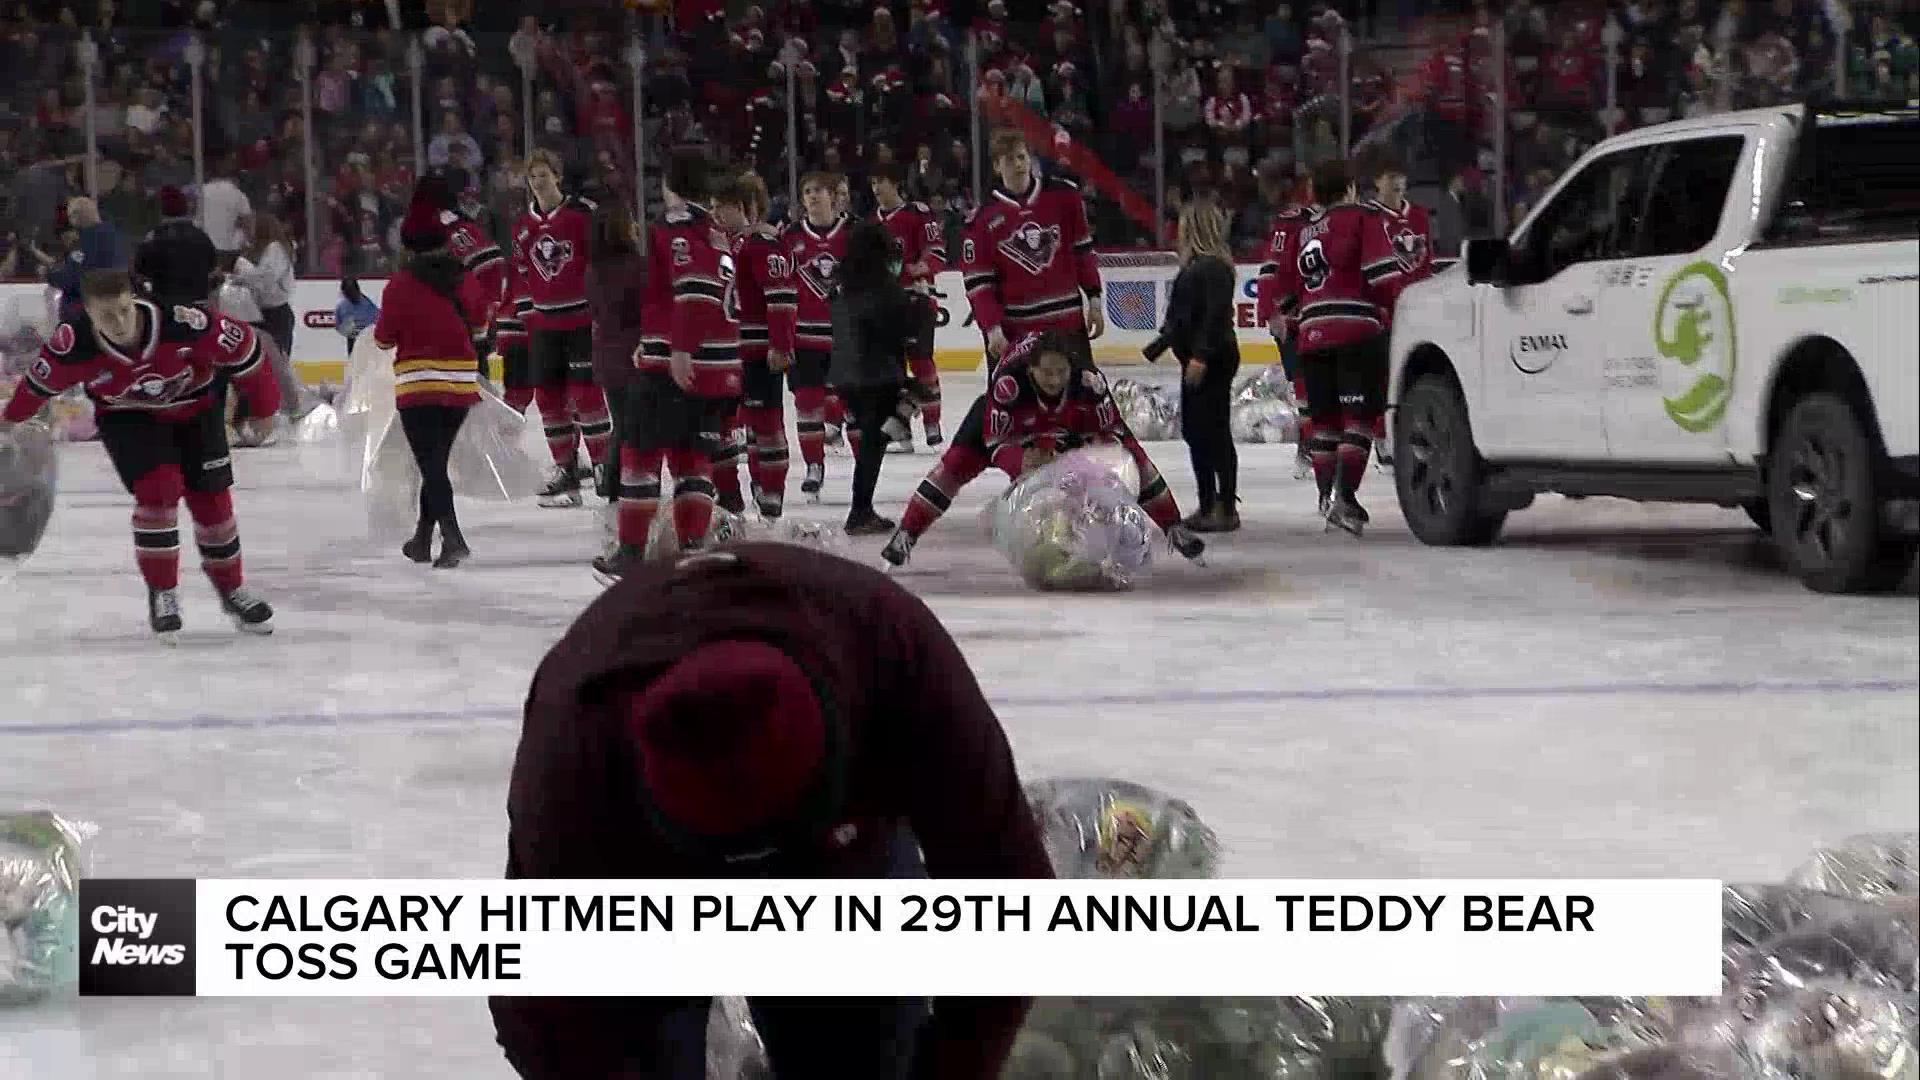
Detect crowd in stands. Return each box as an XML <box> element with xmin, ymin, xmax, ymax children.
<box><xmin>2</xmin><ymin>0</ymin><xmax>1915</xmax><ymax>282</ymax></box>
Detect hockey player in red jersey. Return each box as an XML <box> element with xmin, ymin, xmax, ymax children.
<box><xmin>1269</xmin><ymin>160</ymin><xmax>1413</xmax><ymax>534</ymax></box>
<box><xmin>512</xmin><ymin>149</ymin><xmax>613</xmax><ymax>507</ymax></box>
<box><xmin>869</xmin><ymin>163</ymin><xmax>947</xmax><ymax>447</ymax></box>
<box><xmin>984</xmin><ymin>336</ymin><xmax>1189</xmax><ymax>532</ymax></box>
<box><xmin>960</xmin><ymin>129</ymin><xmax>1105</xmax><ymax>362</ymax></box>
<box><xmin>594</xmin><ymin>150</ymin><xmax>743</xmax><ymax>584</ymax></box>
<box><xmin>494</xmin><ymin>272</ymin><xmax>533</xmax><ymax>413</ymax></box>
<box><xmin>882</xmin><ymin>332</ymin><xmax>1203</xmax><ymax>568</ymax></box>
<box><xmin>0</xmin><ymin>270</ymin><xmax>278</xmax><ymax>638</ymax></box>
<box><xmin>774</xmin><ymin>173</ymin><xmax>850</xmax><ymax>499</ymax></box>
<box><xmin>1254</xmin><ymin>198</ymin><xmax>1314</xmax><ymax>478</ymax></box>
<box><xmin>714</xmin><ymin>173</ymin><xmax>794</xmax><ymax>519</ymax></box>
<box><xmin>1363</xmin><ymin>155</ymin><xmax>1433</xmax><ymax>465</ymax></box>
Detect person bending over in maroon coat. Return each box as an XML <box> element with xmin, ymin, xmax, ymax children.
<box><xmin>490</xmin><ymin>542</ymin><xmax>1054</xmax><ymax>1080</ymax></box>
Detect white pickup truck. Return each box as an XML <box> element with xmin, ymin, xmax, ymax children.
<box><xmin>1386</xmin><ymin>102</ymin><xmax>1919</xmax><ymax>593</ymax></box>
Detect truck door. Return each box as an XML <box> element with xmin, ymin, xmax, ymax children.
<box><xmin>1478</xmin><ymin>145</ymin><xmax>1650</xmax><ymax>460</ymax></box>
<box><xmin>1600</xmin><ymin>134</ymin><xmax>1749</xmax><ymax>462</ymax></box>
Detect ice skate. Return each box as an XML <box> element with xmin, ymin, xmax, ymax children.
<box><xmin>882</xmin><ymin>414</ymin><xmax>913</xmax><ymax>444</ymax></box>
<box><xmin>592</xmin><ymin>544</ymin><xmax>642</xmax><ymax>586</ymax></box>
<box><xmin>1294</xmin><ymin>443</ymin><xmax>1312</xmax><ymax>480</ymax></box>
<box><xmin>1167</xmin><ymin>524</ymin><xmax>1207</xmax><ymax>562</ymax></box>
<box><xmin>752</xmin><ymin>483</ymin><xmax>784</xmax><ymax>521</ymax></box>
<box><xmin>924</xmin><ymin>423</ymin><xmax>944</xmax><ymax>447</ymax></box>
<box><xmin>220</xmin><ymin>585</ymin><xmax>274</xmax><ymax>634</ymax></box>
<box><xmin>880</xmin><ymin>529</ymin><xmax>915</xmax><ymax>568</ymax></box>
<box><xmin>433</xmin><ymin>518</ymin><xmax>469</xmax><ymax>569</ymax></box>
<box><xmin>537</xmin><ymin>465</ymin><xmax>583</xmax><ymax>508</ymax></box>
<box><xmin>1325</xmin><ymin>493</ymin><xmax>1369</xmax><ymax>537</ymax></box>
<box><xmin>824</xmin><ymin>424</ymin><xmax>844</xmax><ymax>449</ymax></box>
<box><xmin>845</xmin><ymin>511</ymin><xmax>896</xmax><ymax>537</ymax></box>
<box><xmin>801</xmin><ymin>462</ymin><xmax>825</xmax><ymax>502</ymax></box>
<box><xmin>885</xmin><ymin>439</ymin><xmax>916</xmax><ymax>454</ymax></box>
<box><xmin>148</xmin><ymin>587</ymin><xmax>182</xmax><ymax>643</ymax></box>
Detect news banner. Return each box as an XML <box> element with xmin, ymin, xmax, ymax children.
<box><xmin>78</xmin><ymin>879</ymin><xmax>1724</xmax><ymax>997</ymax></box>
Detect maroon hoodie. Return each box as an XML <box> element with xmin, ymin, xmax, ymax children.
<box><xmin>585</xmin><ymin>249</ymin><xmax>647</xmax><ymax>394</ymax></box>
<box><xmin>490</xmin><ymin>544</ymin><xmax>1054</xmax><ymax>1080</ymax></box>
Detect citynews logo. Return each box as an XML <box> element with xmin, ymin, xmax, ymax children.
<box><xmin>79</xmin><ymin>879</ymin><xmax>198</xmax><ymax>996</ymax></box>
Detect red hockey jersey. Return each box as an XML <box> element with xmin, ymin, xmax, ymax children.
<box><xmin>874</xmin><ymin>199</ymin><xmax>947</xmax><ymax>293</ymax></box>
<box><xmin>637</xmin><ymin>203</ymin><xmax>742</xmax><ymax>399</ymax></box>
<box><xmin>1254</xmin><ymin>206</ymin><xmax>1311</xmax><ymax>329</ymax></box>
<box><xmin>3</xmin><ymin>300</ymin><xmax>278</xmax><ymax>424</ymax></box>
<box><xmin>984</xmin><ymin>364</ymin><xmax>1126</xmax><ymax>477</ymax></box>
<box><xmin>511</xmin><ymin>194</ymin><xmax>597</xmax><ymax>332</ymax></box>
<box><xmin>444</xmin><ymin>210</ymin><xmax>507</xmax><ymax>328</ymax></box>
<box><xmin>778</xmin><ymin>214</ymin><xmax>850</xmax><ymax>354</ymax></box>
<box><xmin>1367</xmin><ymin>197</ymin><xmax>1434</xmax><ymax>305</ymax></box>
<box><xmin>960</xmin><ymin>172</ymin><xmax>1101</xmax><ymax>341</ymax></box>
<box><xmin>1269</xmin><ymin>203</ymin><xmax>1405</xmax><ymax>351</ymax></box>
<box><xmin>731</xmin><ymin>225</ymin><xmax>792</xmax><ymax>364</ymax></box>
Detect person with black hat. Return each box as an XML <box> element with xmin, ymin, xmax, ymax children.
<box><xmin>491</xmin><ymin>542</ymin><xmax>1054</xmax><ymax>1080</ymax></box>
<box><xmin>134</xmin><ymin>186</ymin><xmax>218</xmax><ymax>307</ymax></box>
<box><xmin>366</xmin><ymin>192</ymin><xmax>492</xmax><ymax>568</ymax></box>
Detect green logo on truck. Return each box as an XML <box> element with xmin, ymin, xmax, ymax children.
<box><xmin>1653</xmin><ymin>261</ymin><xmax>1737</xmax><ymax>433</ymax></box>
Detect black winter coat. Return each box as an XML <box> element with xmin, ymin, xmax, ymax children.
<box><xmin>1163</xmin><ymin>254</ymin><xmax>1240</xmax><ymax>373</ymax></box>
<box><xmin>827</xmin><ymin>279</ymin><xmax>922</xmax><ymax>389</ymax></box>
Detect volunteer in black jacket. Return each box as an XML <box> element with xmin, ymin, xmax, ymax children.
<box><xmin>1161</xmin><ymin>198</ymin><xmax>1242</xmax><ymax>532</ymax></box>
<box><xmin>828</xmin><ymin>221</ymin><xmax>926</xmax><ymax>536</ymax></box>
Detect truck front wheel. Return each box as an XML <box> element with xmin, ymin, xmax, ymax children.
<box><xmin>1768</xmin><ymin>393</ymin><xmax>1914</xmax><ymax>593</ymax></box>
<box><xmin>1394</xmin><ymin>375</ymin><xmax>1507</xmax><ymax>546</ymax></box>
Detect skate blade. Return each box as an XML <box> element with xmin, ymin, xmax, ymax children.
<box><xmin>592</xmin><ymin>570</ymin><xmax>620</xmax><ymax>588</ymax></box>
<box><xmin>538</xmin><ymin>498</ymin><xmax>583</xmax><ymax>509</ymax></box>
<box><xmin>230</xmin><ymin>617</ymin><xmax>274</xmax><ymax>635</ymax></box>
<box><xmin>154</xmin><ymin>630</ymin><xmax>180</xmax><ymax>646</ymax></box>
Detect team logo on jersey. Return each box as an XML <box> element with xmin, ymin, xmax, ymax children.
<box><xmin>47</xmin><ymin>324</ymin><xmax>76</xmax><ymax>356</ymax></box>
<box><xmin>1391</xmin><ymin>229</ymin><xmax>1428</xmax><ymax>271</ymax></box>
<box><xmin>671</xmin><ymin>236</ymin><xmax>691</xmax><ymax>266</ymax></box>
<box><xmin>114</xmin><ymin>368</ymin><xmax>194</xmax><ymax>407</ymax></box>
<box><xmin>796</xmin><ymin>252</ymin><xmax>839</xmax><ymax>299</ymax></box>
<box><xmin>529</xmin><ymin>233</ymin><xmax>576</xmax><ymax>282</ymax></box>
<box><xmin>1000</xmin><ymin>221</ymin><xmax>1062</xmax><ymax>276</ymax></box>
<box><xmin>992</xmin><ymin>374</ymin><xmax>1020</xmax><ymax>405</ymax></box>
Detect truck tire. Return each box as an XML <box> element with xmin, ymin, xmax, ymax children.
<box><xmin>1768</xmin><ymin>392</ymin><xmax>1913</xmax><ymax>593</ymax></box>
<box><xmin>1394</xmin><ymin>374</ymin><xmax>1506</xmax><ymax>546</ymax></box>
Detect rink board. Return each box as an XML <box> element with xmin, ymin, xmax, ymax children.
<box><xmin>3</xmin><ymin>266</ymin><xmax>1290</xmax><ymax>386</ymax></box>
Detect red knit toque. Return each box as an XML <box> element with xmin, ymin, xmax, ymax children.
<box><xmin>157</xmin><ymin>186</ymin><xmax>190</xmax><ymax>217</ymax></box>
<box><xmin>623</xmin><ymin>641</ymin><xmax>827</xmax><ymax>837</ymax></box>
<box><xmin>399</xmin><ymin>194</ymin><xmax>450</xmax><ymax>253</ymax></box>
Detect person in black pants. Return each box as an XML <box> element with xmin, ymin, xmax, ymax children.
<box><xmin>1161</xmin><ymin>198</ymin><xmax>1242</xmax><ymax>532</ymax></box>
<box><xmin>827</xmin><ymin>220</ymin><xmax>927</xmax><ymax>535</ymax></box>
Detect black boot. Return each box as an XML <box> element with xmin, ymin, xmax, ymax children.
<box><xmin>434</xmin><ymin>516</ymin><xmax>470</xmax><ymax>568</ymax></box>
<box><xmin>1326</xmin><ymin>491</ymin><xmax>1369</xmax><ymax>536</ymax></box>
<box><xmin>402</xmin><ymin>518</ymin><xmax>434</xmax><ymax>563</ymax></box>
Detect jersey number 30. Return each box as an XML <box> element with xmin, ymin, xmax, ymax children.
<box><xmin>1296</xmin><ymin>239</ymin><xmax>1330</xmax><ymax>292</ymax></box>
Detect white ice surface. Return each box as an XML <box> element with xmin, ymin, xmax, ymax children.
<box><xmin>1</xmin><ymin>371</ymin><xmax>1916</xmax><ymax>1077</ymax></box>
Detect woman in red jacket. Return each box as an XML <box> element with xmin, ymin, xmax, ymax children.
<box><xmin>372</xmin><ymin>194</ymin><xmax>490</xmax><ymax>568</ymax></box>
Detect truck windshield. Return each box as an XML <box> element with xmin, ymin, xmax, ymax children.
<box><xmin>1766</xmin><ymin>112</ymin><xmax>1920</xmax><ymax>243</ymax></box>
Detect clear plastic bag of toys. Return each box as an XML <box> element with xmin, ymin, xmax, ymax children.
<box><xmin>1108</xmin><ymin>379</ymin><xmax>1181</xmax><ymax>441</ymax></box>
<box><xmin>0</xmin><ymin>417</ymin><xmax>57</xmax><ymax>574</ymax></box>
<box><xmin>705</xmin><ymin>995</ymin><xmax>772</xmax><ymax>1079</ymax></box>
<box><xmin>1023</xmin><ymin>778</ymin><xmax>1221</xmax><ymax>881</ymax></box>
<box><xmin>1786</xmin><ymin>833</ymin><xmax>1918</xmax><ymax>903</ymax></box>
<box><xmin>0</xmin><ymin>811</ymin><xmax>95</xmax><ymax>1004</ymax></box>
<box><xmin>990</xmin><ymin>446</ymin><xmax>1155</xmax><ymax>592</ymax></box>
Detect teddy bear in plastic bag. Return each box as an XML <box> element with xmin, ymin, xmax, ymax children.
<box><xmin>990</xmin><ymin>447</ymin><xmax>1155</xmax><ymax>592</ymax></box>
<box><xmin>0</xmin><ymin>811</ymin><xmax>94</xmax><ymax>1004</ymax></box>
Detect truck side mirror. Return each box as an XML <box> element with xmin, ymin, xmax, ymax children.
<box><xmin>1465</xmin><ymin>238</ymin><xmax>1510</xmax><ymax>286</ymax></box>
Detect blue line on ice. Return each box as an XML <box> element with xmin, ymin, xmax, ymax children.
<box><xmin>3</xmin><ymin>677</ymin><xmax>1914</xmax><ymax>737</ymax></box>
